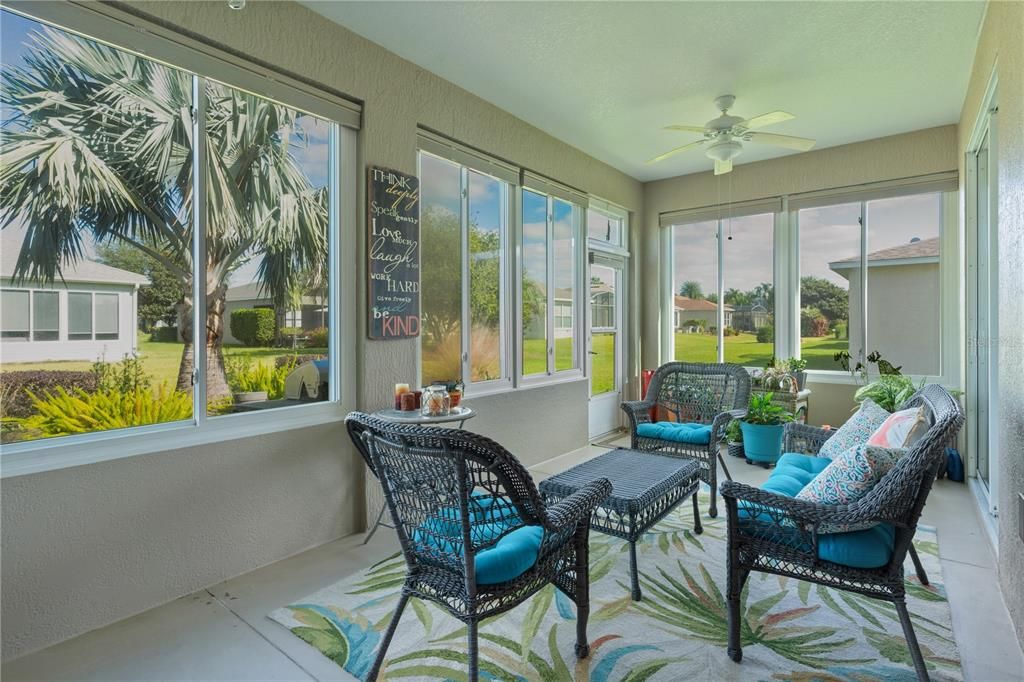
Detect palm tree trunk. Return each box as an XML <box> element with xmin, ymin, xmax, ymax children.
<box><xmin>174</xmin><ymin>287</ymin><xmax>232</xmax><ymax>405</ymax></box>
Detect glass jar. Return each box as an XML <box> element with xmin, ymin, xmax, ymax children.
<box><xmin>421</xmin><ymin>384</ymin><xmax>450</xmax><ymax>417</ymax></box>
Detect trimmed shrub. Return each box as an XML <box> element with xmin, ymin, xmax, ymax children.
<box><xmin>23</xmin><ymin>385</ymin><xmax>191</xmax><ymax>436</ymax></box>
<box><xmin>832</xmin><ymin>320</ymin><xmax>848</xmax><ymax>339</ymax></box>
<box><xmin>305</xmin><ymin>326</ymin><xmax>328</xmax><ymax>348</ymax></box>
<box><xmin>800</xmin><ymin>306</ymin><xmax>829</xmax><ymax>337</ymax></box>
<box><xmin>149</xmin><ymin>326</ymin><xmax>179</xmax><ymax>343</ymax></box>
<box><xmin>274</xmin><ymin>354</ymin><xmax>325</xmax><ymax>369</ymax></box>
<box><xmin>230</xmin><ymin>308</ymin><xmax>276</xmax><ymax>347</ymax></box>
<box><xmin>756</xmin><ymin>325</ymin><xmax>774</xmax><ymax>344</ymax></box>
<box><xmin>1</xmin><ymin>370</ymin><xmax>98</xmax><ymax>419</ymax></box>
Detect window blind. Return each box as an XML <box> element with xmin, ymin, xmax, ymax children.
<box><xmin>787</xmin><ymin>172</ymin><xmax>958</xmax><ymax>211</ymax></box>
<box><xmin>417</xmin><ymin>130</ymin><xmax>519</xmax><ymax>186</ymax></box>
<box><xmin>659</xmin><ymin>197</ymin><xmax>783</xmax><ymax>228</ymax></box>
<box><xmin>522</xmin><ymin>171</ymin><xmax>589</xmax><ymax>208</ymax></box>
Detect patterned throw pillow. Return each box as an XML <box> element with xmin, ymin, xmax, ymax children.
<box><xmin>868</xmin><ymin>407</ymin><xmax>929</xmax><ymax>449</ymax></box>
<box><xmin>817</xmin><ymin>399</ymin><xmax>891</xmax><ymax>460</ymax></box>
<box><xmin>796</xmin><ymin>443</ymin><xmax>905</xmax><ymax>532</ymax></box>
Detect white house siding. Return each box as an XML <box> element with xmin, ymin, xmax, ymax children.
<box><xmin>0</xmin><ymin>280</ymin><xmax>140</xmax><ymax>364</ymax></box>
<box><xmin>843</xmin><ymin>263</ymin><xmax>940</xmax><ymax>375</ymax></box>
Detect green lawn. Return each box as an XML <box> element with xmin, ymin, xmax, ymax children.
<box><xmin>3</xmin><ymin>332</ymin><xmax>326</xmax><ymax>388</ymax></box>
<box><xmin>522</xmin><ymin>336</ymin><xmax>575</xmax><ymax>377</ymax></box>
<box><xmin>675</xmin><ymin>332</ymin><xmax>848</xmax><ymax>370</ymax></box>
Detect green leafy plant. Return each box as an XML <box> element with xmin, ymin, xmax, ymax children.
<box><xmin>742</xmin><ymin>392</ymin><xmax>794</xmax><ymax>426</ymax></box>
<box><xmin>854</xmin><ymin>374</ymin><xmax>919</xmax><ymax>412</ymax></box>
<box><xmin>24</xmin><ymin>385</ymin><xmax>191</xmax><ymax>436</ymax></box>
<box><xmin>225</xmin><ymin>356</ymin><xmax>297</xmax><ymax>399</ymax></box>
<box><xmin>725</xmin><ymin>419</ymin><xmax>743</xmax><ymax>443</ymax></box>
<box><xmin>229</xmin><ymin>308</ymin><xmax>277</xmax><ymax>347</ymax></box>
<box><xmin>755</xmin><ymin>325</ymin><xmax>773</xmax><ymax>343</ymax></box>
<box><xmin>785</xmin><ymin>357</ymin><xmax>808</xmax><ymax>373</ymax></box>
<box><xmin>92</xmin><ymin>353</ymin><xmax>151</xmax><ymax>394</ymax></box>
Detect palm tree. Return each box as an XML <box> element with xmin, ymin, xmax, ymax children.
<box><xmin>678</xmin><ymin>280</ymin><xmax>704</xmax><ymax>299</ymax></box>
<box><xmin>0</xmin><ymin>25</ymin><xmax>326</xmax><ymax>402</ymax></box>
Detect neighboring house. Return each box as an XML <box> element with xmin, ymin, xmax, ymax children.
<box><xmin>673</xmin><ymin>295</ymin><xmax>733</xmax><ymax>332</ymax></box>
<box><xmin>829</xmin><ymin>237</ymin><xmax>940</xmax><ymax>375</ymax></box>
<box><xmin>730</xmin><ymin>303</ymin><xmax>770</xmax><ymax>332</ymax></box>
<box><xmin>1</xmin><ymin>235</ymin><xmax>148</xmax><ymax>363</ymax></box>
<box><xmin>223</xmin><ymin>282</ymin><xmax>327</xmax><ymax>345</ymax></box>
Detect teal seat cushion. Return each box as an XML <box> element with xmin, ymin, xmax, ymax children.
<box><xmin>636</xmin><ymin>421</ymin><xmax>712</xmax><ymax>445</ymax></box>
<box><xmin>413</xmin><ymin>495</ymin><xmax>544</xmax><ymax>585</ymax></box>
<box><xmin>737</xmin><ymin>453</ymin><xmax>895</xmax><ymax>569</ymax></box>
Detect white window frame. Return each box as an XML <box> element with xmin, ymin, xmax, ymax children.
<box><xmin>0</xmin><ymin>289</ymin><xmax>32</xmax><ymax>341</ymax></box>
<box><xmin>1</xmin><ymin>2</ymin><xmax>359</xmax><ymax>478</ymax></box>
<box><xmin>518</xmin><ymin>190</ymin><xmax>585</xmax><ymax>386</ymax></box>
<box><xmin>415</xmin><ymin>149</ymin><xmax>514</xmax><ymax>395</ymax></box>
<box><xmin>793</xmin><ymin>189</ymin><xmax>956</xmax><ymax>385</ymax></box>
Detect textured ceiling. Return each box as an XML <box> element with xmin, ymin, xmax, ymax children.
<box><xmin>301</xmin><ymin>1</ymin><xmax>985</xmax><ymax>181</ymax></box>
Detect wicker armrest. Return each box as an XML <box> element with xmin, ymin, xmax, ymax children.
<box><xmin>544</xmin><ymin>478</ymin><xmax>612</xmax><ymax>531</ymax></box>
<box><xmin>618</xmin><ymin>395</ymin><xmax>651</xmax><ymax>421</ymax></box>
<box><xmin>783</xmin><ymin>422</ymin><xmax>835</xmax><ymax>455</ymax></box>
<box><xmin>711</xmin><ymin>408</ymin><xmax>746</xmax><ymax>442</ymax></box>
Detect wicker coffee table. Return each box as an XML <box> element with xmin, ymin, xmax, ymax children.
<box><xmin>539</xmin><ymin>447</ymin><xmax>702</xmax><ymax>601</ymax></box>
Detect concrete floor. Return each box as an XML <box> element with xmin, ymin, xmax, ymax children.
<box><xmin>4</xmin><ymin>435</ymin><xmax>1022</xmax><ymax>681</ymax></box>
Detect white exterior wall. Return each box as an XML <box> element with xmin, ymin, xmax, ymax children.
<box><xmin>842</xmin><ymin>262</ymin><xmax>941</xmax><ymax>376</ymax></box>
<box><xmin>0</xmin><ymin>279</ymin><xmax>139</xmax><ymax>364</ymax></box>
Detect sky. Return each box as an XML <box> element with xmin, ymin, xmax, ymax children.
<box><xmin>673</xmin><ymin>192</ymin><xmax>942</xmax><ymax>295</ymax></box>
<box><xmin>1</xmin><ymin>8</ymin><xmax>331</xmax><ymax>291</ymax></box>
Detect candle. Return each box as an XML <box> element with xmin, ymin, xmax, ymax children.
<box><xmin>394</xmin><ymin>383</ymin><xmax>410</xmax><ymax>409</ymax></box>
<box><xmin>400</xmin><ymin>392</ymin><xmax>417</xmax><ymax>411</ymax></box>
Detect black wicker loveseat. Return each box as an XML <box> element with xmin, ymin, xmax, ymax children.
<box><xmin>346</xmin><ymin>412</ymin><xmax>611</xmax><ymax>681</ymax></box>
<box><xmin>721</xmin><ymin>384</ymin><xmax>963</xmax><ymax>681</ymax></box>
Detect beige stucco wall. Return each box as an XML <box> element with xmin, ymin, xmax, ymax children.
<box><xmin>842</xmin><ymin>263</ymin><xmax>941</xmax><ymax>376</ymax></box>
<box><xmin>0</xmin><ymin>0</ymin><xmax>643</xmax><ymax>661</ymax></box>
<box><xmin>957</xmin><ymin>0</ymin><xmax>1024</xmax><ymax>644</ymax></box>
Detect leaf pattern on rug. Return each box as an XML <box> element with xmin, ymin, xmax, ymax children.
<box><xmin>271</xmin><ymin>491</ymin><xmax>962</xmax><ymax>681</ymax></box>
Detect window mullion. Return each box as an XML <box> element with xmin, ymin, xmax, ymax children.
<box><xmin>460</xmin><ymin>167</ymin><xmax>471</xmax><ymax>383</ymax></box>
<box><xmin>716</xmin><ymin>220</ymin><xmax>725</xmax><ymax>363</ymax></box>
<box><xmin>191</xmin><ymin>76</ymin><xmax>208</xmax><ymax>424</ymax></box>
<box><xmin>546</xmin><ymin>197</ymin><xmax>555</xmax><ymax>375</ymax></box>
<box><xmin>859</xmin><ymin>201</ymin><xmax>868</xmax><ymax>365</ymax></box>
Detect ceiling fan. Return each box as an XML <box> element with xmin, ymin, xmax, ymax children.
<box><xmin>648</xmin><ymin>95</ymin><xmax>816</xmax><ymax>175</ymax></box>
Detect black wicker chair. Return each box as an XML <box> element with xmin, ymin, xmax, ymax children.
<box><xmin>621</xmin><ymin>362</ymin><xmax>750</xmax><ymax>518</ymax></box>
<box><xmin>346</xmin><ymin>412</ymin><xmax>611</xmax><ymax>682</ymax></box>
<box><xmin>721</xmin><ymin>384</ymin><xmax>964</xmax><ymax>681</ymax></box>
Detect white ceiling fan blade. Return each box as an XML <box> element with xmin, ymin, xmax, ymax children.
<box><xmin>664</xmin><ymin>124</ymin><xmax>710</xmax><ymax>134</ymax></box>
<box><xmin>714</xmin><ymin>158</ymin><xmax>733</xmax><ymax>175</ymax></box>
<box><xmin>741</xmin><ymin>110</ymin><xmax>795</xmax><ymax>129</ymax></box>
<box><xmin>646</xmin><ymin>139</ymin><xmax>705</xmax><ymax>164</ymax></box>
<box><xmin>746</xmin><ymin>131</ymin><xmax>816</xmax><ymax>151</ymax></box>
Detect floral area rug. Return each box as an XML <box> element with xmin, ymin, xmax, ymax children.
<box><xmin>270</xmin><ymin>490</ymin><xmax>961</xmax><ymax>681</ymax></box>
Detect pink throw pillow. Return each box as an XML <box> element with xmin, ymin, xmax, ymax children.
<box><xmin>867</xmin><ymin>407</ymin><xmax>928</xmax><ymax>449</ymax></box>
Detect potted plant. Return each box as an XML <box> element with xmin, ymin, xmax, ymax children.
<box><xmin>739</xmin><ymin>392</ymin><xmax>794</xmax><ymax>467</ymax></box>
<box><xmin>725</xmin><ymin>418</ymin><xmax>744</xmax><ymax>459</ymax></box>
<box><xmin>785</xmin><ymin>357</ymin><xmax>808</xmax><ymax>390</ymax></box>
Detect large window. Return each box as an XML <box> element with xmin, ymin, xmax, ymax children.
<box><xmin>671</xmin><ymin>214</ymin><xmax>774</xmax><ymax>366</ymax></box>
<box><xmin>798</xmin><ymin>203</ymin><xmax>860</xmax><ymax>370</ymax></box>
<box><xmin>799</xmin><ymin>193</ymin><xmax>942</xmax><ymax>374</ymax></box>
<box><xmin>0</xmin><ymin>7</ymin><xmax>348</xmax><ymax>449</ymax></box>
<box><xmin>418</xmin><ymin>151</ymin><xmax>509</xmax><ymax>389</ymax></box>
<box><xmin>522</xmin><ymin>189</ymin><xmax>582</xmax><ymax>378</ymax></box>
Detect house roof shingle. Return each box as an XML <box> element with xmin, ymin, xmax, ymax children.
<box><xmin>1</xmin><ymin>233</ymin><xmax>149</xmax><ymax>286</ymax></box>
<box><xmin>829</xmin><ymin>237</ymin><xmax>940</xmax><ymax>269</ymax></box>
<box><xmin>674</xmin><ymin>295</ymin><xmax>733</xmax><ymax>312</ymax></box>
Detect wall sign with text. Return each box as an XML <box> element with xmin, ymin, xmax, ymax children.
<box><xmin>367</xmin><ymin>166</ymin><xmax>420</xmax><ymax>339</ymax></box>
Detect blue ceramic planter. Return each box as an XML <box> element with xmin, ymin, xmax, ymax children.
<box><xmin>739</xmin><ymin>421</ymin><xmax>785</xmax><ymax>464</ymax></box>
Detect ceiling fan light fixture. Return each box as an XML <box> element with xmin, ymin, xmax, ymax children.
<box><xmin>705</xmin><ymin>139</ymin><xmax>742</xmax><ymax>162</ymax></box>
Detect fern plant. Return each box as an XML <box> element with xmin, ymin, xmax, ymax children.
<box><xmin>24</xmin><ymin>385</ymin><xmax>191</xmax><ymax>437</ymax></box>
